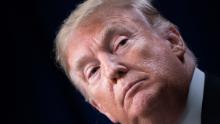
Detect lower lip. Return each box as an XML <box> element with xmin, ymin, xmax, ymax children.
<box><xmin>124</xmin><ymin>79</ymin><xmax>146</xmax><ymax>105</ymax></box>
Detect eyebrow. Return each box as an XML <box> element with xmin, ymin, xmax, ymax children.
<box><xmin>101</xmin><ymin>25</ymin><xmax>133</xmax><ymax>44</ymax></box>
<box><xmin>74</xmin><ymin>54</ymin><xmax>92</xmax><ymax>72</ymax></box>
<box><xmin>74</xmin><ymin>25</ymin><xmax>133</xmax><ymax>71</ymax></box>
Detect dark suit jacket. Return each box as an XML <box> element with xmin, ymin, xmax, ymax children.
<box><xmin>202</xmin><ymin>74</ymin><xmax>220</xmax><ymax>124</ymax></box>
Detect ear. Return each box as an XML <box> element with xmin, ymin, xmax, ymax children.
<box><xmin>90</xmin><ymin>99</ymin><xmax>118</xmax><ymax>123</ymax></box>
<box><xmin>165</xmin><ymin>26</ymin><xmax>186</xmax><ymax>62</ymax></box>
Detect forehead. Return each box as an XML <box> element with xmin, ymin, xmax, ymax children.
<box><xmin>65</xmin><ymin>7</ymin><xmax>149</xmax><ymax>71</ymax></box>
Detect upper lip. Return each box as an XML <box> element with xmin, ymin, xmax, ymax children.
<box><xmin>122</xmin><ymin>77</ymin><xmax>148</xmax><ymax>106</ymax></box>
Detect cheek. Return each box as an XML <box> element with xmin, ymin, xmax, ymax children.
<box><xmin>123</xmin><ymin>41</ymin><xmax>152</xmax><ymax>66</ymax></box>
<box><xmin>90</xmin><ymin>84</ymin><xmax>121</xmax><ymax>118</ymax></box>
<box><xmin>127</xmin><ymin>41</ymin><xmax>178</xmax><ymax>87</ymax></box>
<box><xmin>126</xmin><ymin>42</ymin><xmax>168</xmax><ymax>73</ymax></box>
<box><xmin>89</xmin><ymin>80</ymin><xmax>116</xmax><ymax>106</ymax></box>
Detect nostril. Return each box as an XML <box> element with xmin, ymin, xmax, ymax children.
<box><xmin>116</xmin><ymin>67</ymin><xmax>128</xmax><ymax>78</ymax></box>
<box><xmin>108</xmin><ymin>66</ymin><xmax>128</xmax><ymax>82</ymax></box>
<box><xmin>118</xmin><ymin>70</ymin><xmax>125</xmax><ymax>77</ymax></box>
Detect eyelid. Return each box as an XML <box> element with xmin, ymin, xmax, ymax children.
<box><xmin>113</xmin><ymin>36</ymin><xmax>128</xmax><ymax>52</ymax></box>
<box><xmin>84</xmin><ymin>64</ymin><xmax>99</xmax><ymax>79</ymax></box>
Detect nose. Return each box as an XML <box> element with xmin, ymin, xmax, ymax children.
<box><xmin>101</xmin><ymin>55</ymin><xmax>128</xmax><ymax>82</ymax></box>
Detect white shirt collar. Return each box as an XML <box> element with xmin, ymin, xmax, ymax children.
<box><xmin>179</xmin><ymin>67</ymin><xmax>205</xmax><ymax>124</ymax></box>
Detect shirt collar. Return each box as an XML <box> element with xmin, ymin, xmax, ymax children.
<box><xmin>179</xmin><ymin>67</ymin><xmax>205</xmax><ymax>124</ymax></box>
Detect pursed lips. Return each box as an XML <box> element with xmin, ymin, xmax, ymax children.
<box><xmin>122</xmin><ymin>77</ymin><xmax>148</xmax><ymax>107</ymax></box>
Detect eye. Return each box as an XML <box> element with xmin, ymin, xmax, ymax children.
<box><xmin>118</xmin><ymin>39</ymin><xmax>127</xmax><ymax>46</ymax></box>
<box><xmin>87</xmin><ymin>66</ymin><xmax>99</xmax><ymax>79</ymax></box>
<box><xmin>114</xmin><ymin>36</ymin><xmax>128</xmax><ymax>52</ymax></box>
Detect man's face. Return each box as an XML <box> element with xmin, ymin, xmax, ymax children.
<box><xmin>66</xmin><ymin>8</ymin><xmax>188</xmax><ymax>124</ymax></box>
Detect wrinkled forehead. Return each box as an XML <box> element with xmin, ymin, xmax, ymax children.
<box><xmin>65</xmin><ymin>6</ymin><xmax>150</xmax><ymax>72</ymax></box>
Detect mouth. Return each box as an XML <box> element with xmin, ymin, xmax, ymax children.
<box><xmin>122</xmin><ymin>77</ymin><xmax>148</xmax><ymax>107</ymax></box>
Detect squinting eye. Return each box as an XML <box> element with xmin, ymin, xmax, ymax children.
<box><xmin>88</xmin><ymin>66</ymin><xmax>99</xmax><ymax>78</ymax></box>
<box><xmin>118</xmin><ymin>39</ymin><xmax>127</xmax><ymax>46</ymax></box>
<box><xmin>114</xmin><ymin>36</ymin><xmax>128</xmax><ymax>52</ymax></box>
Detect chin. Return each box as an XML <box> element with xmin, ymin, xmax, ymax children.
<box><xmin>128</xmin><ymin>89</ymin><xmax>158</xmax><ymax>119</ymax></box>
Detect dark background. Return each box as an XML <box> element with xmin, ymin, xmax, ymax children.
<box><xmin>14</xmin><ymin>0</ymin><xmax>219</xmax><ymax>124</ymax></box>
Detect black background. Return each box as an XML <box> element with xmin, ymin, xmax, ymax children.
<box><xmin>14</xmin><ymin>0</ymin><xmax>220</xmax><ymax>124</ymax></box>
